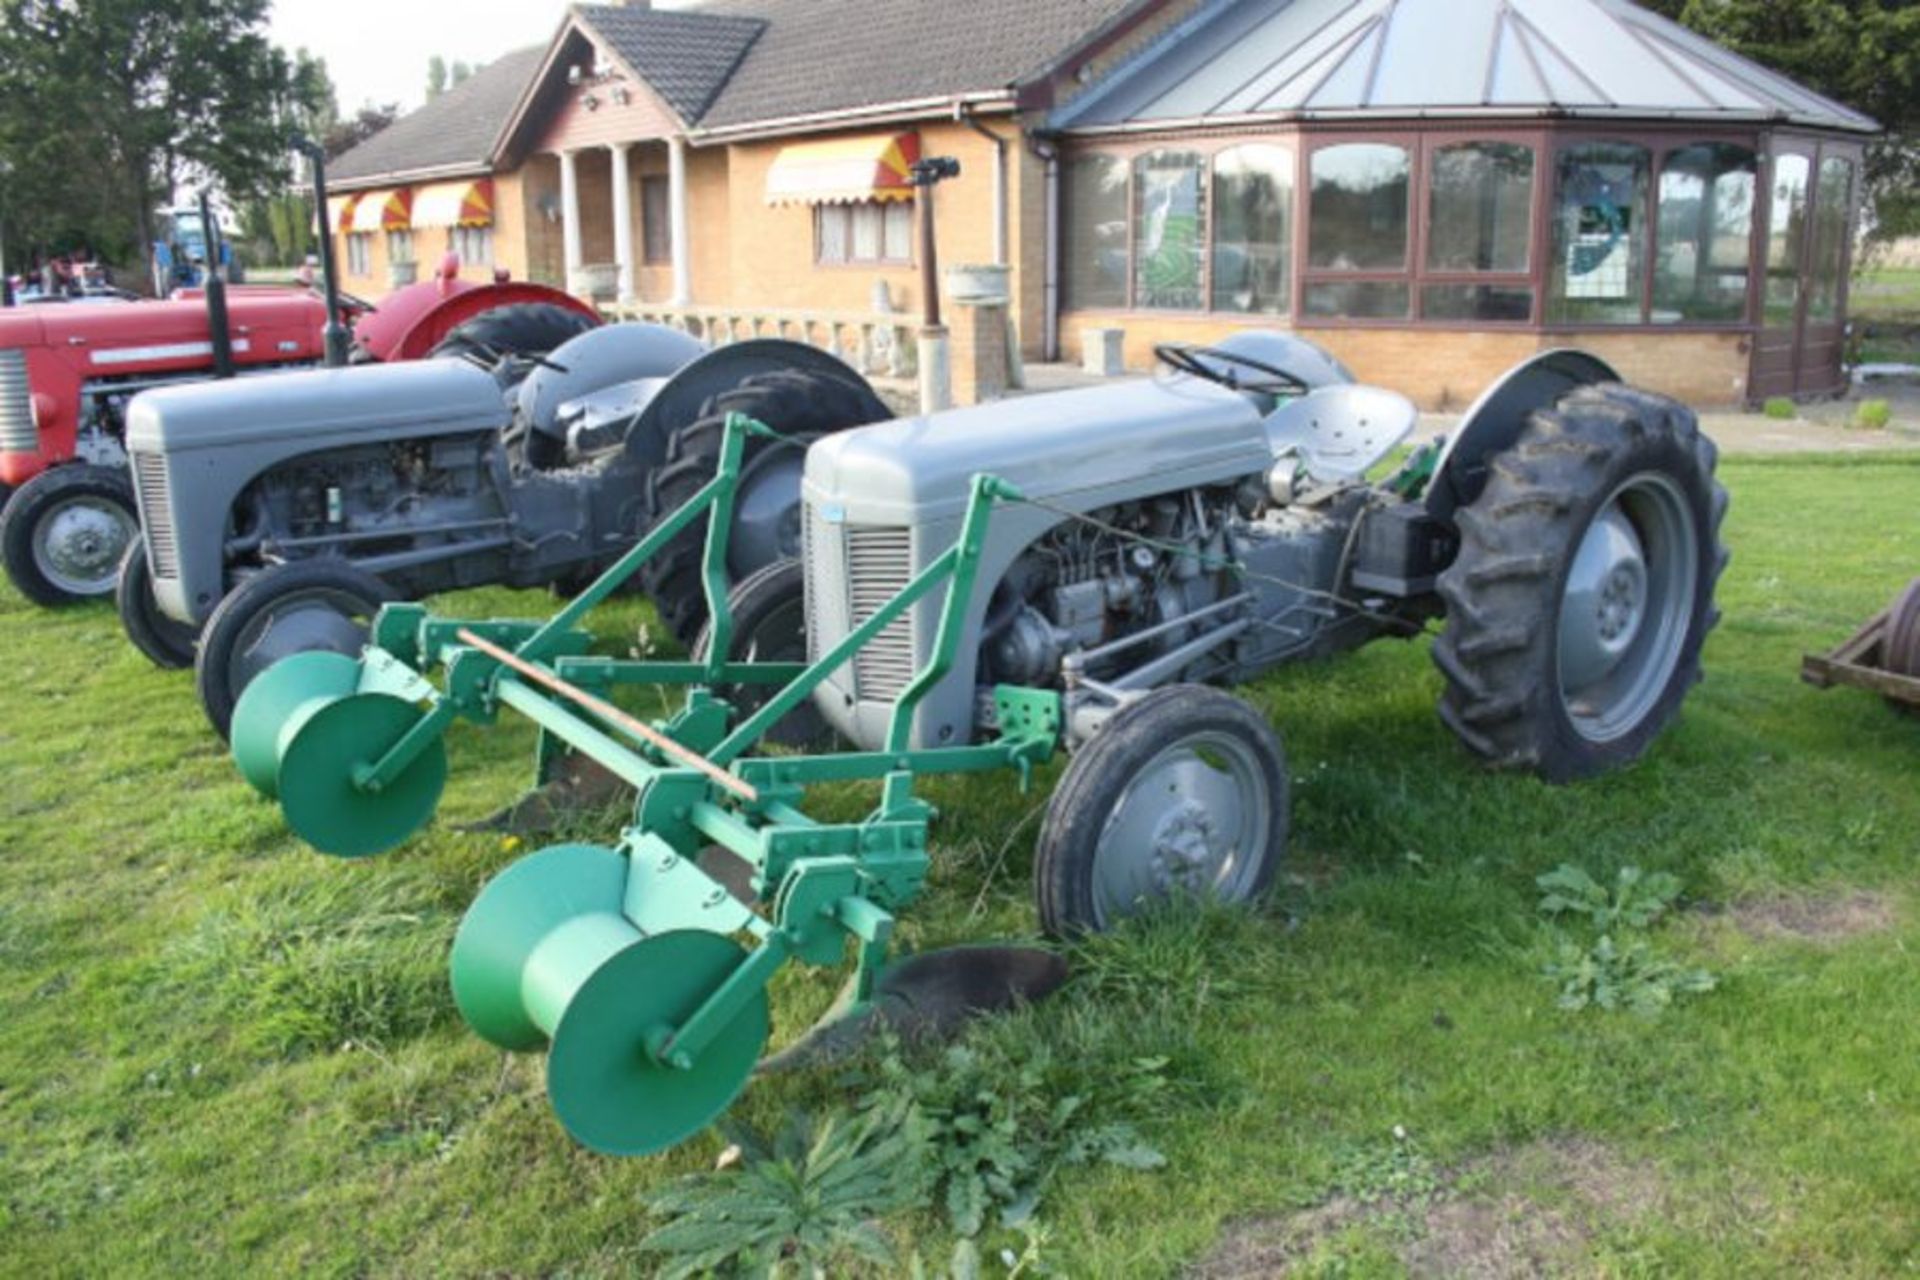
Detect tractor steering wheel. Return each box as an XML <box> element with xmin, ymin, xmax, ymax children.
<box><xmin>1155</xmin><ymin>343</ymin><xmax>1310</xmax><ymax>397</ymax></box>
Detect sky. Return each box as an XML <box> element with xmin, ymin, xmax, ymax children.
<box><xmin>267</xmin><ymin>0</ymin><xmax>696</xmax><ymax>116</ymax></box>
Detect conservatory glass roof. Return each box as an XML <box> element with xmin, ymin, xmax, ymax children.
<box><xmin>1053</xmin><ymin>0</ymin><xmax>1879</xmax><ymax>135</ymax></box>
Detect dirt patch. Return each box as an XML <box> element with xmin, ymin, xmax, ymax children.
<box><xmin>1721</xmin><ymin>892</ymin><xmax>1898</xmax><ymax>944</ymax></box>
<box><xmin>1191</xmin><ymin>1138</ymin><xmax>1664</xmax><ymax>1279</ymax></box>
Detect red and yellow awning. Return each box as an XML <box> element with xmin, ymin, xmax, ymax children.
<box><xmin>328</xmin><ymin>193</ymin><xmax>362</xmax><ymax>233</ymax></box>
<box><xmin>765</xmin><ymin>132</ymin><xmax>920</xmax><ymax>205</ymax></box>
<box><xmin>349</xmin><ymin>189</ymin><xmax>412</xmax><ymax>232</ymax></box>
<box><xmin>411</xmin><ymin>178</ymin><xmax>494</xmax><ymax>228</ymax></box>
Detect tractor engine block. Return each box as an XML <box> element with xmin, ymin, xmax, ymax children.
<box><xmin>234</xmin><ymin>433</ymin><xmax>505</xmax><ymax>555</ymax></box>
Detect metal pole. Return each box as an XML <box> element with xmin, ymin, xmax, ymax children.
<box><xmin>296</xmin><ymin>137</ymin><xmax>351</xmax><ymax>368</ymax></box>
<box><xmin>198</xmin><ymin>192</ymin><xmax>236</xmax><ymax>379</ymax></box>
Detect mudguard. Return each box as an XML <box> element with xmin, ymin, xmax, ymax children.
<box><xmin>514</xmin><ymin>323</ymin><xmax>708</xmax><ymax>445</ymax></box>
<box><xmin>623</xmin><ymin>339</ymin><xmax>890</xmax><ymax>470</ymax></box>
<box><xmin>1424</xmin><ymin>349</ymin><xmax>1620</xmax><ymax>525</ymax></box>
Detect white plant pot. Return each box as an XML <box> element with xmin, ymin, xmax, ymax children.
<box><xmin>945</xmin><ymin>264</ymin><xmax>1011</xmax><ymax>306</ymax></box>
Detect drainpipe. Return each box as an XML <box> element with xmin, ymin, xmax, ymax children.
<box><xmin>1027</xmin><ymin>135</ymin><xmax>1061</xmax><ymax>363</ymax></box>
<box><xmin>953</xmin><ymin>104</ymin><xmax>1006</xmax><ymax>265</ymax></box>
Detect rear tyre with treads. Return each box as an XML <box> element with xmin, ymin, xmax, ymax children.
<box><xmin>430</xmin><ymin>302</ymin><xmax>597</xmax><ymax>368</ymax></box>
<box><xmin>1432</xmin><ymin>384</ymin><xmax>1728</xmax><ymax>782</ymax></box>
<box><xmin>638</xmin><ymin>370</ymin><xmax>889</xmax><ymax>647</ymax></box>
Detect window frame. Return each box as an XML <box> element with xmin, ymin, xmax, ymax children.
<box><xmin>641</xmin><ymin>175</ymin><xmax>672</xmax><ymax>266</ymax></box>
<box><xmin>1541</xmin><ymin>125</ymin><xmax>1771</xmax><ymax>333</ymax></box>
<box><xmin>812</xmin><ymin>199</ymin><xmax>915</xmax><ymax>268</ymax></box>
<box><xmin>1057</xmin><ymin>122</ymin><xmax>1844</xmax><ymax>336</ymax></box>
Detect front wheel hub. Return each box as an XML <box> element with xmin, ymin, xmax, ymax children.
<box><xmin>36</xmin><ymin>497</ymin><xmax>135</xmax><ymax>595</ymax></box>
<box><xmin>1556</xmin><ymin>475</ymin><xmax>1700</xmax><ymax>744</ymax></box>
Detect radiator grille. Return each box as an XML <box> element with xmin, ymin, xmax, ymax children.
<box><xmin>132</xmin><ymin>451</ymin><xmax>178</xmax><ymax>578</ymax></box>
<box><xmin>0</xmin><ymin>349</ymin><xmax>33</xmax><ymax>453</ymax></box>
<box><xmin>846</xmin><ymin>525</ymin><xmax>916</xmax><ymax>702</ymax></box>
<box><xmin>801</xmin><ymin>500</ymin><xmax>824</xmax><ymax>663</ymax></box>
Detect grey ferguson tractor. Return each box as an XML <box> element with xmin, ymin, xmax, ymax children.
<box><xmin>220</xmin><ymin>333</ymin><xmax>1729</xmax><ymax>1154</ymax></box>
<box><xmin>119</xmin><ymin>321</ymin><xmax>891</xmax><ymax>736</ymax></box>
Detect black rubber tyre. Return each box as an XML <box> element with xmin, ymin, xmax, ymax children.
<box><xmin>0</xmin><ymin>463</ymin><xmax>139</xmax><ymax>605</ymax></box>
<box><xmin>430</xmin><ymin>302</ymin><xmax>596</xmax><ymax>366</ymax></box>
<box><xmin>194</xmin><ymin>558</ymin><xmax>397</xmax><ymax>740</ymax></box>
<box><xmin>1883</xmin><ymin>577</ymin><xmax>1920</xmax><ymax>719</ymax></box>
<box><xmin>1433</xmin><ymin>383</ymin><xmax>1729</xmax><ymax>783</ymax></box>
<box><xmin>691</xmin><ymin>558</ymin><xmax>830</xmax><ymax>750</ymax></box>
<box><xmin>116</xmin><ymin>536</ymin><xmax>198</xmax><ymax>669</ymax></box>
<box><xmin>1034</xmin><ymin>686</ymin><xmax>1289</xmax><ymax>938</ymax></box>
<box><xmin>639</xmin><ymin>370</ymin><xmax>890</xmax><ymax>646</ymax></box>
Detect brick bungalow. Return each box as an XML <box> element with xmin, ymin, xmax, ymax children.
<box><xmin>325</xmin><ymin>0</ymin><xmax>1878</xmax><ymax>407</ymax></box>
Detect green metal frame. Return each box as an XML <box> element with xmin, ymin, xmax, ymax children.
<box><xmin>261</xmin><ymin>411</ymin><xmax>1063</xmax><ymax>1094</ymax></box>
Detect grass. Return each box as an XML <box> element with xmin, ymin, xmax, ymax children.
<box><xmin>3</xmin><ymin>453</ymin><xmax>1920</xmax><ymax>1275</ymax></box>
<box><xmin>1851</xmin><ymin>266</ymin><xmax>1920</xmax><ymax>365</ymax></box>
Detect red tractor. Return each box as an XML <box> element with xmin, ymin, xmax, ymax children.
<box><xmin>0</xmin><ymin>255</ymin><xmax>597</xmax><ymax>604</ymax></box>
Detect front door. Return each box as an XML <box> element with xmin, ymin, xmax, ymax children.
<box><xmin>1752</xmin><ymin>140</ymin><xmax>1857</xmax><ymax>401</ymax></box>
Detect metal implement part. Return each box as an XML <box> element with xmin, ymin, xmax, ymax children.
<box><xmin>229</xmin><ymin>412</ymin><xmax>1065</xmax><ymax>1156</ymax></box>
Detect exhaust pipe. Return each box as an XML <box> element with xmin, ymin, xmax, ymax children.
<box><xmin>295</xmin><ymin>137</ymin><xmax>351</xmax><ymax>369</ymax></box>
<box><xmin>197</xmin><ymin>192</ymin><xmax>236</xmax><ymax>380</ymax></box>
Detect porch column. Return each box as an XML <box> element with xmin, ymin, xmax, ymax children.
<box><xmin>558</xmin><ymin>148</ymin><xmax>584</xmax><ymax>286</ymax></box>
<box><xmin>668</xmin><ymin>134</ymin><xmax>691</xmax><ymax>304</ymax></box>
<box><xmin>609</xmin><ymin>142</ymin><xmax>635</xmax><ymax>304</ymax></box>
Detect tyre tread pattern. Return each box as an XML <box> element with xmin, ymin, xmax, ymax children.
<box><xmin>1431</xmin><ymin>383</ymin><xmax>1729</xmax><ymax>781</ymax></box>
<box><xmin>638</xmin><ymin>371</ymin><xmax>887</xmax><ymax>646</ymax></box>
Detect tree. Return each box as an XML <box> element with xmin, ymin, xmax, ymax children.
<box><xmin>426</xmin><ymin>54</ymin><xmax>447</xmax><ymax>100</ymax></box>
<box><xmin>323</xmin><ymin>103</ymin><xmax>400</xmax><ymax>162</ymax></box>
<box><xmin>0</xmin><ymin>0</ymin><xmax>333</xmax><ymax>281</ymax></box>
<box><xmin>1641</xmin><ymin>0</ymin><xmax>1920</xmax><ymax>242</ymax></box>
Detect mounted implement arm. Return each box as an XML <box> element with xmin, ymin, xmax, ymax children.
<box><xmin>227</xmin><ymin>413</ymin><xmax>1063</xmax><ymax>1154</ymax></box>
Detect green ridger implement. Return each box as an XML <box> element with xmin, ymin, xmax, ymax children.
<box><xmin>230</xmin><ymin>413</ymin><xmax>1065</xmax><ymax>1155</ymax></box>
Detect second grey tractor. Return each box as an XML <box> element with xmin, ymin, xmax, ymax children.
<box><xmin>120</xmin><ymin>322</ymin><xmax>891</xmax><ymax>736</ymax></box>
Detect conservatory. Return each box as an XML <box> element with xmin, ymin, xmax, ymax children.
<box><xmin>1049</xmin><ymin>0</ymin><xmax>1879</xmax><ymax>406</ymax></box>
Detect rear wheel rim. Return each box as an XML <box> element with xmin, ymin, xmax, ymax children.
<box><xmin>1091</xmin><ymin>730</ymin><xmax>1272</xmax><ymax>927</ymax></box>
<box><xmin>34</xmin><ymin>495</ymin><xmax>135</xmax><ymax>596</ymax></box>
<box><xmin>727</xmin><ymin>448</ymin><xmax>808</xmax><ymax>581</ymax></box>
<box><xmin>228</xmin><ymin>586</ymin><xmax>376</xmax><ymax>703</ymax></box>
<box><xmin>1556</xmin><ymin>473</ymin><xmax>1699</xmax><ymax>744</ymax></box>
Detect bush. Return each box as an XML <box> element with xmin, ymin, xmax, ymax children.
<box><xmin>1763</xmin><ymin>396</ymin><xmax>1799</xmax><ymax>420</ymax></box>
<box><xmin>1854</xmin><ymin>398</ymin><xmax>1893</xmax><ymax>431</ymax></box>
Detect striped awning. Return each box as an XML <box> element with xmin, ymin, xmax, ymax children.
<box><xmin>766</xmin><ymin>132</ymin><xmax>920</xmax><ymax>205</ymax></box>
<box><xmin>411</xmin><ymin>178</ymin><xmax>494</xmax><ymax>228</ymax></box>
<box><xmin>329</xmin><ymin>194</ymin><xmax>362</xmax><ymax>233</ymax></box>
<box><xmin>349</xmin><ymin>189</ymin><xmax>412</xmax><ymax>232</ymax></box>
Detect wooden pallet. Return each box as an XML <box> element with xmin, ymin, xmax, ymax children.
<box><xmin>1801</xmin><ymin>610</ymin><xmax>1920</xmax><ymax>708</ymax></box>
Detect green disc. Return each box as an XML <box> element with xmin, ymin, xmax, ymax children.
<box><xmin>547</xmin><ymin>929</ymin><xmax>769</xmax><ymax>1157</ymax></box>
<box><xmin>450</xmin><ymin>843</ymin><xmax>632</xmax><ymax>1052</ymax></box>
<box><xmin>276</xmin><ymin>692</ymin><xmax>447</xmax><ymax>859</ymax></box>
<box><xmin>230</xmin><ymin>650</ymin><xmax>360</xmax><ymax>799</ymax></box>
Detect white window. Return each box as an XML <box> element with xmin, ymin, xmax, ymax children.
<box><xmin>345</xmin><ymin>232</ymin><xmax>373</xmax><ymax>278</ymax></box>
<box><xmin>815</xmin><ymin>201</ymin><xmax>913</xmax><ymax>265</ymax></box>
<box><xmin>451</xmin><ymin>225</ymin><xmax>493</xmax><ymax>268</ymax></box>
<box><xmin>386</xmin><ymin>228</ymin><xmax>414</xmax><ymax>265</ymax></box>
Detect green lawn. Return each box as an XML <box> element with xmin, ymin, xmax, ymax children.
<box><xmin>2</xmin><ymin>453</ymin><xmax>1919</xmax><ymax>1276</ymax></box>
<box><xmin>1853</xmin><ymin>266</ymin><xmax>1920</xmax><ymax>364</ymax></box>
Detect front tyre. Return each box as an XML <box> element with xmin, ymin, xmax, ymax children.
<box><xmin>1433</xmin><ymin>384</ymin><xmax>1729</xmax><ymax>782</ymax></box>
<box><xmin>1034</xmin><ymin>686</ymin><xmax>1288</xmax><ymax>937</ymax></box>
<box><xmin>194</xmin><ymin>558</ymin><xmax>396</xmax><ymax>740</ymax></box>
<box><xmin>0</xmin><ymin>464</ymin><xmax>139</xmax><ymax>605</ymax></box>
<box><xmin>116</xmin><ymin>536</ymin><xmax>198</xmax><ymax>668</ymax></box>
